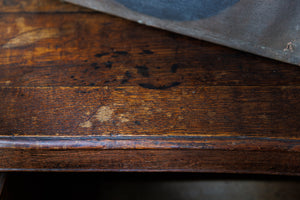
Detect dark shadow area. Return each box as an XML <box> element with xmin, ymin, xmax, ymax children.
<box><xmin>1</xmin><ymin>173</ymin><xmax>300</xmax><ymax>200</ymax></box>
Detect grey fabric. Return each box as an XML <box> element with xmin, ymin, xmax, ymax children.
<box><xmin>114</xmin><ymin>0</ymin><xmax>240</xmax><ymax>21</ymax></box>
<box><xmin>66</xmin><ymin>0</ymin><xmax>300</xmax><ymax>66</ymax></box>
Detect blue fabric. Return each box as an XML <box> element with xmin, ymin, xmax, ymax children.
<box><xmin>115</xmin><ymin>0</ymin><xmax>240</xmax><ymax>21</ymax></box>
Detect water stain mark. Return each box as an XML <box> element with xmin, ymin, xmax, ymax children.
<box><xmin>2</xmin><ymin>17</ymin><xmax>61</xmax><ymax>48</ymax></box>
<box><xmin>96</xmin><ymin>106</ymin><xmax>114</xmax><ymax>122</ymax></box>
<box><xmin>79</xmin><ymin>120</ymin><xmax>92</xmax><ymax>128</ymax></box>
<box><xmin>16</xmin><ymin>17</ymin><xmax>35</xmax><ymax>33</ymax></box>
<box><xmin>118</xmin><ymin>114</ymin><xmax>130</xmax><ymax>123</ymax></box>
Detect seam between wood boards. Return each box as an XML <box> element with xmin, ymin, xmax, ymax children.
<box><xmin>1</xmin><ymin>86</ymin><xmax>300</xmax><ymax>88</ymax></box>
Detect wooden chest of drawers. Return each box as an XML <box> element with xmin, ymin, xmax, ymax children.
<box><xmin>0</xmin><ymin>0</ymin><xmax>299</xmax><ymax>175</ymax></box>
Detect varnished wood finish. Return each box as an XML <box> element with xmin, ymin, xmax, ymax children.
<box><xmin>1</xmin><ymin>86</ymin><xmax>299</xmax><ymax>138</ymax></box>
<box><xmin>0</xmin><ymin>0</ymin><xmax>91</xmax><ymax>12</ymax></box>
<box><xmin>0</xmin><ymin>0</ymin><xmax>299</xmax><ymax>175</ymax></box>
<box><xmin>1</xmin><ymin>149</ymin><xmax>300</xmax><ymax>175</ymax></box>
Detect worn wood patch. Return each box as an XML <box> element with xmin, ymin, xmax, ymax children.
<box><xmin>0</xmin><ymin>0</ymin><xmax>299</xmax><ymax>174</ymax></box>
<box><xmin>0</xmin><ymin>0</ymin><xmax>90</xmax><ymax>13</ymax></box>
<box><xmin>0</xmin><ymin>14</ymin><xmax>299</xmax><ymax>88</ymax></box>
<box><xmin>0</xmin><ymin>86</ymin><xmax>299</xmax><ymax>138</ymax></box>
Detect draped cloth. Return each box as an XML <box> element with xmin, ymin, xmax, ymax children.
<box><xmin>66</xmin><ymin>0</ymin><xmax>300</xmax><ymax>66</ymax></box>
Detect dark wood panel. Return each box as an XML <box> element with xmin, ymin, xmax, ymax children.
<box><xmin>0</xmin><ymin>14</ymin><xmax>299</xmax><ymax>87</ymax></box>
<box><xmin>0</xmin><ymin>86</ymin><xmax>299</xmax><ymax>138</ymax></box>
<box><xmin>0</xmin><ymin>0</ymin><xmax>90</xmax><ymax>13</ymax></box>
<box><xmin>0</xmin><ymin>149</ymin><xmax>300</xmax><ymax>175</ymax></box>
<box><xmin>0</xmin><ymin>0</ymin><xmax>299</xmax><ymax>175</ymax></box>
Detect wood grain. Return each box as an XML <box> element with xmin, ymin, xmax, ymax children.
<box><xmin>0</xmin><ymin>0</ymin><xmax>90</xmax><ymax>13</ymax></box>
<box><xmin>0</xmin><ymin>149</ymin><xmax>300</xmax><ymax>175</ymax></box>
<box><xmin>0</xmin><ymin>0</ymin><xmax>299</xmax><ymax>174</ymax></box>
<box><xmin>0</xmin><ymin>14</ymin><xmax>299</xmax><ymax>87</ymax></box>
<box><xmin>0</xmin><ymin>86</ymin><xmax>299</xmax><ymax>138</ymax></box>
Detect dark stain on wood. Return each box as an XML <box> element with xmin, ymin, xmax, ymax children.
<box><xmin>140</xmin><ymin>50</ymin><xmax>154</xmax><ymax>55</ymax></box>
<box><xmin>134</xmin><ymin>121</ymin><xmax>141</xmax><ymax>125</ymax></box>
<box><xmin>125</xmin><ymin>71</ymin><xmax>132</xmax><ymax>78</ymax></box>
<box><xmin>113</xmin><ymin>51</ymin><xmax>128</xmax><ymax>55</ymax></box>
<box><xmin>121</xmin><ymin>79</ymin><xmax>128</xmax><ymax>84</ymax></box>
<box><xmin>104</xmin><ymin>61</ymin><xmax>113</xmax><ymax>69</ymax></box>
<box><xmin>171</xmin><ymin>64</ymin><xmax>179</xmax><ymax>73</ymax></box>
<box><xmin>139</xmin><ymin>82</ymin><xmax>181</xmax><ymax>90</ymax></box>
<box><xmin>120</xmin><ymin>71</ymin><xmax>132</xmax><ymax>84</ymax></box>
<box><xmin>91</xmin><ymin>63</ymin><xmax>100</xmax><ymax>69</ymax></box>
<box><xmin>135</xmin><ymin>65</ymin><xmax>149</xmax><ymax>77</ymax></box>
<box><xmin>94</xmin><ymin>53</ymin><xmax>109</xmax><ymax>58</ymax></box>
<box><xmin>75</xmin><ymin>90</ymin><xmax>92</xmax><ymax>94</ymax></box>
<box><xmin>0</xmin><ymin>0</ymin><xmax>299</xmax><ymax>175</ymax></box>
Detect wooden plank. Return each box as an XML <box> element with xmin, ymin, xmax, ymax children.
<box><xmin>0</xmin><ymin>0</ymin><xmax>299</xmax><ymax>175</ymax></box>
<box><xmin>0</xmin><ymin>149</ymin><xmax>299</xmax><ymax>175</ymax></box>
<box><xmin>0</xmin><ymin>0</ymin><xmax>90</xmax><ymax>13</ymax></box>
<box><xmin>0</xmin><ymin>14</ymin><xmax>299</xmax><ymax>87</ymax></box>
<box><xmin>0</xmin><ymin>86</ymin><xmax>299</xmax><ymax>138</ymax></box>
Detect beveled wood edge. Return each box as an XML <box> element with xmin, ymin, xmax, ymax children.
<box><xmin>0</xmin><ymin>149</ymin><xmax>299</xmax><ymax>176</ymax></box>
<box><xmin>0</xmin><ymin>168</ymin><xmax>298</xmax><ymax>176</ymax></box>
<box><xmin>0</xmin><ymin>136</ymin><xmax>299</xmax><ymax>152</ymax></box>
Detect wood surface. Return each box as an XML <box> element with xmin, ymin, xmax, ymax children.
<box><xmin>0</xmin><ymin>0</ymin><xmax>299</xmax><ymax>175</ymax></box>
